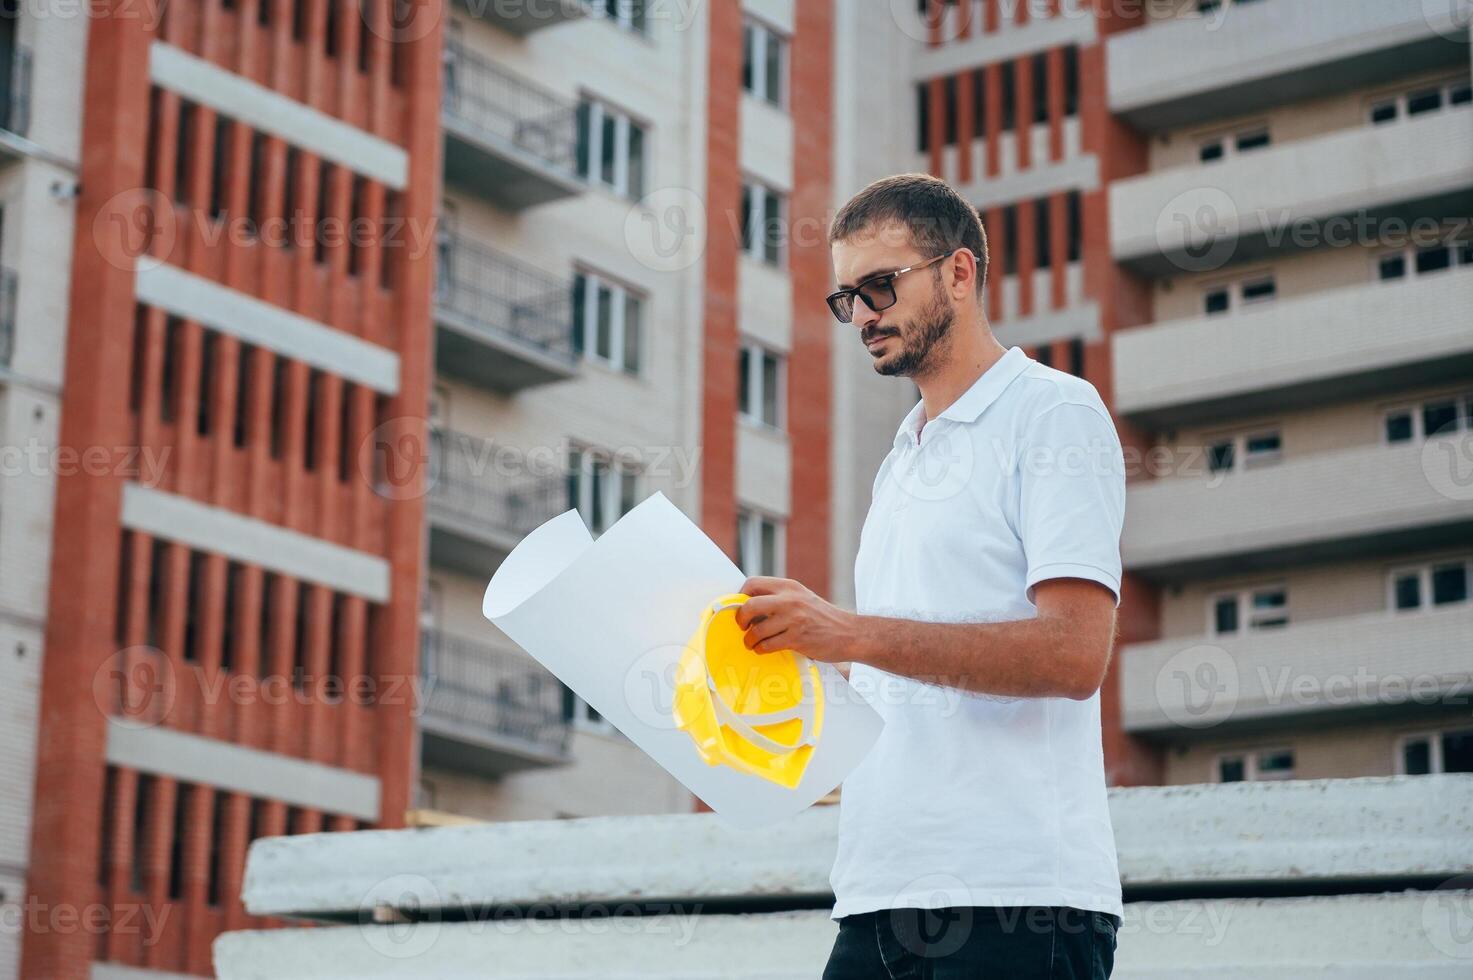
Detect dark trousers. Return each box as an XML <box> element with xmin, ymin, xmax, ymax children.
<box><xmin>822</xmin><ymin>905</ymin><xmax>1119</xmax><ymax>979</ymax></box>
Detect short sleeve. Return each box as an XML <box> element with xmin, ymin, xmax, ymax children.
<box><xmin>1017</xmin><ymin>401</ymin><xmax>1126</xmax><ymax>606</ymax></box>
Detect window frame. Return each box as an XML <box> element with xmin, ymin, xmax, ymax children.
<box><xmin>1215</xmin><ymin>746</ymin><xmax>1296</xmax><ymax>783</ymax></box>
<box><xmin>576</xmin><ymin>96</ymin><xmax>649</xmax><ymax>200</ymax></box>
<box><xmin>1365</xmin><ymin>75</ymin><xmax>1473</xmax><ymax>126</ymax></box>
<box><xmin>1207</xmin><ymin>584</ymin><xmax>1289</xmax><ymax>636</ymax></box>
<box><xmin>1203</xmin><ymin>426</ymin><xmax>1284</xmax><ymax>475</ymax></box>
<box><xmin>566</xmin><ymin>443</ymin><xmax>641</xmax><ymax>536</ymax></box>
<box><xmin>1381</xmin><ymin>391</ymin><xmax>1473</xmax><ymax>445</ymax></box>
<box><xmin>740</xmin><ymin>178</ymin><xmax>788</xmax><ymax>267</ymax></box>
<box><xmin>1386</xmin><ymin>557</ymin><xmax>1473</xmax><ymax>613</ymax></box>
<box><xmin>1196</xmin><ymin>122</ymin><xmax>1271</xmax><ymax>163</ymax></box>
<box><xmin>572</xmin><ymin>267</ymin><xmax>645</xmax><ymax>376</ymax></box>
<box><xmin>1396</xmin><ymin>728</ymin><xmax>1473</xmax><ymax>775</ymax></box>
<box><xmin>736</xmin><ymin>506</ymin><xmax>786</xmax><ymax>578</ymax></box>
<box><xmin>742</xmin><ymin>16</ymin><xmax>789</xmax><ymax>110</ymax></box>
<box><xmin>738</xmin><ymin>339</ymin><xmax>787</xmax><ymax>431</ymax></box>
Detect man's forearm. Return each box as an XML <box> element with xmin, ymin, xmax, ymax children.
<box><xmin>846</xmin><ymin>613</ymin><xmax>1110</xmax><ymax>700</ymax></box>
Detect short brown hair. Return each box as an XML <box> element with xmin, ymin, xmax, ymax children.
<box><xmin>828</xmin><ymin>173</ymin><xmax>989</xmax><ymax>296</ymax></box>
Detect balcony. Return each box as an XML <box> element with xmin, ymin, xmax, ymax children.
<box><xmin>1122</xmin><ymin>433</ymin><xmax>1473</xmax><ymax>580</ymax></box>
<box><xmin>419</xmin><ymin>627</ymin><xmax>571</xmax><ymax>776</ymax></box>
<box><xmin>434</xmin><ymin>232</ymin><xmax>579</xmax><ymax>392</ymax></box>
<box><xmin>454</xmin><ymin>0</ymin><xmax>589</xmax><ymax>35</ymax></box>
<box><xmin>1110</xmin><ymin>108</ymin><xmax>1473</xmax><ymax>275</ymax></box>
<box><xmin>442</xmin><ymin>40</ymin><xmax>582</xmax><ymax>209</ymax></box>
<box><xmin>1113</xmin><ymin>269</ymin><xmax>1473</xmax><ymax>427</ymax></box>
<box><xmin>1120</xmin><ymin>605</ymin><xmax>1473</xmax><ymax>735</ymax></box>
<box><xmin>427</xmin><ymin>429</ymin><xmax>569</xmax><ymax>576</ymax></box>
<box><xmin>1107</xmin><ymin>0</ymin><xmax>1473</xmax><ymax>132</ymax></box>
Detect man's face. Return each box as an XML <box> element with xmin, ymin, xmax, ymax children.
<box><xmin>831</xmin><ymin>226</ymin><xmax>956</xmax><ymax>379</ymax></box>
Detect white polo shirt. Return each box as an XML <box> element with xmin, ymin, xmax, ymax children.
<box><xmin>831</xmin><ymin>346</ymin><xmax>1125</xmax><ymax>920</ymax></box>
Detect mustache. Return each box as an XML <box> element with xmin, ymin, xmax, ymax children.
<box><xmin>861</xmin><ymin>327</ymin><xmax>900</xmax><ymax>344</ymax></box>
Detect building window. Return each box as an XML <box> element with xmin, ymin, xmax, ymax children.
<box><xmin>572</xmin><ymin>269</ymin><xmax>643</xmax><ymax>375</ymax></box>
<box><xmin>1389</xmin><ymin>558</ymin><xmax>1471</xmax><ymax>612</ymax></box>
<box><xmin>1204</xmin><ymin>428</ymin><xmax>1282</xmax><ymax>474</ymax></box>
<box><xmin>1063</xmin><ymin>45</ymin><xmax>1079</xmax><ymax>118</ymax></box>
<box><xmin>567</xmin><ymin>445</ymin><xmax>639</xmax><ymax>535</ymax></box>
<box><xmin>999</xmin><ymin>60</ymin><xmax>1016</xmax><ymax>132</ymax></box>
<box><xmin>1001</xmin><ymin>203</ymin><xmax>1018</xmax><ymax>276</ymax></box>
<box><xmin>1198</xmin><ymin>124</ymin><xmax>1271</xmax><ymax>163</ymax></box>
<box><xmin>1217</xmin><ymin>748</ymin><xmax>1295</xmax><ymax>783</ymax></box>
<box><xmin>915</xmin><ymin>82</ymin><xmax>929</xmax><ymax>154</ymax></box>
<box><xmin>742</xmin><ymin>18</ymin><xmax>788</xmax><ymax>108</ymax></box>
<box><xmin>1034</xmin><ymin>198</ymin><xmax>1052</xmax><ymax>269</ymax></box>
<box><xmin>1209</xmin><ymin>585</ymin><xmax>1288</xmax><ymax>636</ymax></box>
<box><xmin>575</xmin><ymin>98</ymin><xmax>647</xmax><ymax>199</ymax></box>
<box><xmin>1399</xmin><ymin>729</ymin><xmax>1473</xmax><ymax>775</ymax></box>
<box><xmin>1066</xmin><ymin>191</ymin><xmax>1082</xmax><ymax>263</ymax></box>
<box><xmin>563</xmin><ymin>687</ymin><xmax>614</xmax><ymax>733</ymax></box>
<box><xmin>736</xmin><ymin>508</ymin><xmax>784</xmax><ymax>577</ymax></box>
<box><xmin>593</xmin><ymin>0</ymin><xmax>647</xmax><ymax>34</ymax></box>
<box><xmin>740</xmin><ymin>180</ymin><xmax>786</xmax><ymax>266</ymax></box>
<box><xmin>738</xmin><ymin>341</ymin><xmax>785</xmax><ymax>430</ymax></box>
<box><xmin>1375</xmin><ymin>239</ymin><xmax>1473</xmax><ymax>282</ymax></box>
<box><xmin>1031</xmin><ymin>53</ymin><xmax>1048</xmax><ymax>125</ymax></box>
<box><xmin>1368</xmin><ymin>76</ymin><xmax>1472</xmax><ymax>125</ymax></box>
<box><xmin>1383</xmin><ymin>392</ymin><xmax>1473</xmax><ymax>443</ymax></box>
<box><xmin>1201</xmin><ymin>272</ymin><xmax>1276</xmax><ymax>315</ymax></box>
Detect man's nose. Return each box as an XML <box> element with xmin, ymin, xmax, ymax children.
<box><xmin>851</xmin><ymin>295</ymin><xmax>881</xmax><ymax>329</ymax></box>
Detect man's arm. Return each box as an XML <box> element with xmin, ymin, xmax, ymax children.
<box><xmin>734</xmin><ymin>576</ymin><xmax>1116</xmax><ymax>701</ymax></box>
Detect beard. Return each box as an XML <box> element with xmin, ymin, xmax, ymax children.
<box><xmin>863</xmin><ymin>282</ymin><xmax>955</xmax><ymax>378</ymax></box>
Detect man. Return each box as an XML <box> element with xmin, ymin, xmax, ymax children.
<box><xmin>735</xmin><ymin>173</ymin><xmax>1124</xmax><ymax>977</ymax></box>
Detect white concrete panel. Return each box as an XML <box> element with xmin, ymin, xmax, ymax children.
<box><xmin>1108</xmin><ymin>0</ymin><xmax>1473</xmax><ymax>125</ymax></box>
<box><xmin>237</xmin><ymin>776</ymin><xmax>1473</xmax><ymax>917</ymax></box>
<box><xmin>148</xmin><ymin>42</ymin><xmax>408</xmax><ymax>189</ymax></box>
<box><xmin>912</xmin><ymin>11</ymin><xmax>1096</xmax><ymax>81</ymax></box>
<box><xmin>1113</xmin><ymin>270</ymin><xmax>1473</xmax><ymax>417</ymax></box>
<box><xmin>120</xmin><ymin>484</ymin><xmax>391</xmax><ymax>602</ymax></box>
<box><xmin>1121</xmin><ymin>433</ymin><xmax>1473</xmax><ymax>573</ymax></box>
<box><xmin>993</xmin><ymin>301</ymin><xmax>1100</xmax><ymax>349</ymax></box>
<box><xmin>212</xmin><ymin>891</ymin><xmax>1473</xmax><ymax>978</ymax></box>
<box><xmin>1111</xmin><ymin>109</ymin><xmax>1473</xmax><ymax>267</ymax></box>
<box><xmin>959</xmin><ymin>152</ymin><xmax>1098</xmax><ymax>211</ymax></box>
<box><xmin>1121</xmin><ymin>604</ymin><xmax>1473</xmax><ymax>732</ymax></box>
<box><xmin>134</xmin><ymin>260</ymin><xmax>400</xmax><ymax>395</ymax></box>
<box><xmin>106</xmin><ymin>720</ymin><xmax>381</xmax><ymax>821</ymax></box>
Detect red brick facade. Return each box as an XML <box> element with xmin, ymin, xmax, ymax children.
<box><xmin>21</xmin><ymin>2</ymin><xmax>441</xmax><ymax>976</ymax></box>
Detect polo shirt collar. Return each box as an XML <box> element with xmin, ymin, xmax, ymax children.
<box><xmin>891</xmin><ymin>347</ymin><xmax>1030</xmax><ymax>448</ymax></box>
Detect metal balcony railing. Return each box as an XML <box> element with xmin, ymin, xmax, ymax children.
<box><xmin>0</xmin><ymin>46</ymin><xmax>31</xmax><ymax>138</ymax></box>
<box><xmin>420</xmin><ymin>627</ymin><xmax>570</xmax><ymax>757</ymax></box>
<box><xmin>434</xmin><ymin>232</ymin><xmax>577</xmax><ymax>362</ymax></box>
<box><xmin>0</xmin><ymin>268</ymin><xmax>17</xmax><ymax>368</ymax></box>
<box><xmin>428</xmin><ymin>428</ymin><xmax>570</xmax><ymax>537</ymax></box>
<box><xmin>442</xmin><ymin>39</ymin><xmax>577</xmax><ymax>173</ymax></box>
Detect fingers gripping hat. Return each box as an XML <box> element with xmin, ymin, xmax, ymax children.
<box><xmin>672</xmin><ymin>594</ymin><xmax>824</xmax><ymax>789</ymax></box>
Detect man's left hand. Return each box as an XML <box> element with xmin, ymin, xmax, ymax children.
<box><xmin>734</xmin><ymin>577</ymin><xmax>859</xmax><ymax>664</ymax></box>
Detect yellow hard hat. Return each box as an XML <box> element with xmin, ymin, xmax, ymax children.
<box><xmin>672</xmin><ymin>593</ymin><xmax>824</xmax><ymax>789</ymax></box>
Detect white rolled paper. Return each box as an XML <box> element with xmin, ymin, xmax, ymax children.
<box><xmin>482</xmin><ymin>492</ymin><xmax>884</xmax><ymax>828</ymax></box>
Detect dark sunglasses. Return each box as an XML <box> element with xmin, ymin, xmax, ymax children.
<box><xmin>825</xmin><ymin>250</ymin><xmax>960</xmax><ymax>323</ymax></box>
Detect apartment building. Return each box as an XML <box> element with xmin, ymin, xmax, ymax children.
<box><xmin>416</xmin><ymin>0</ymin><xmax>842</xmax><ymax>822</ymax></box>
<box><xmin>12</xmin><ymin>3</ymin><xmax>442</xmax><ymax>978</ymax></box>
<box><xmin>855</xmin><ymin>0</ymin><xmax>1164</xmax><ymax>784</ymax></box>
<box><xmin>843</xmin><ymin>0</ymin><xmax>1473</xmax><ymax>788</ymax></box>
<box><xmin>1106</xmin><ymin>0</ymin><xmax>1473</xmax><ymax>785</ymax></box>
<box><xmin>0</xmin><ymin>8</ymin><xmax>87</xmax><ymax>980</ymax></box>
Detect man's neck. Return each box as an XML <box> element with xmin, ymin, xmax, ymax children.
<box><xmin>915</xmin><ymin>325</ymin><xmax>1008</xmax><ymax>425</ymax></box>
